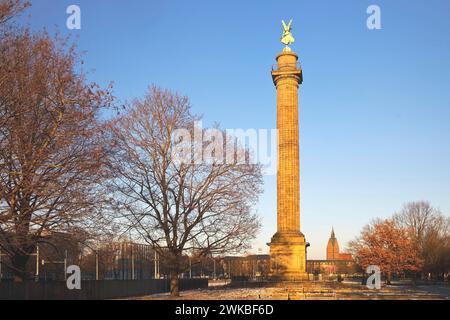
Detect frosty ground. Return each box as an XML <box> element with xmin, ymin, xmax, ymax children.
<box><xmin>131</xmin><ymin>280</ymin><xmax>449</xmax><ymax>300</ymax></box>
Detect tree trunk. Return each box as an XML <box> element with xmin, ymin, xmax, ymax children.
<box><xmin>170</xmin><ymin>271</ymin><xmax>180</xmax><ymax>297</ymax></box>
<box><xmin>386</xmin><ymin>272</ymin><xmax>392</xmax><ymax>285</ymax></box>
<box><xmin>11</xmin><ymin>254</ymin><xmax>30</xmax><ymax>283</ymax></box>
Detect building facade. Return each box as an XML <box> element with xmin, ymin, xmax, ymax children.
<box><xmin>307</xmin><ymin>228</ymin><xmax>355</xmax><ymax>276</ymax></box>
<box><xmin>326</xmin><ymin>228</ymin><xmax>353</xmax><ymax>261</ymax></box>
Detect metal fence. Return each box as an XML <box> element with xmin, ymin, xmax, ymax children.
<box><xmin>0</xmin><ymin>279</ymin><xmax>208</xmax><ymax>300</ymax></box>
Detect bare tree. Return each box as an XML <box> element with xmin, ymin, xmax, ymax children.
<box><xmin>394</xmin><ymin>201</ymin><xmax>450</xmax><ymax>279</ymax></box>
<box><xmin>107</xmin><ymin>86</ymin><xmax>262</xmax><ymax>296</ymax></box>
<box><xmin>420</xmin><ymin>215</ymin><xmax>450</xmax><ymax>279</ymax></box>
<box><xmin>0</xmin><ymin>30</ymin><xmax>113</xmax><ymax>281</ymax></box>
<box><xmin>393</xmin><ymin>201</ymin><xmax>437</xmax><ymax>244</ymax></box>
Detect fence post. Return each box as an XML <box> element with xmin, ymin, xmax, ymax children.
<box><xmin>96</xmin><ymin>252</ymin><xmax>99</xmax><ymax>281</ymax></box>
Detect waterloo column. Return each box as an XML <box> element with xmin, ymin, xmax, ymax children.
<box><xmin>268</xmin><ymin>20</ymin><xmax>307</xmax><ymax>280</ymax></box>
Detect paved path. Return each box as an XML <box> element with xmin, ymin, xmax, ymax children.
<box><xmin>415</xmin><ymin>285</ymin><xmax>450</xmax><ymax>299</ymax></box>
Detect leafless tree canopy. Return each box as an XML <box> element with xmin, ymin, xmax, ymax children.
<box><xmin>0</xmin><ymin>29</ymin><xmax>113</xmax><ymax>280</ymax></box>
<box><xmin>107</xmin><ymin>87</ymin><xmax>263</xmax><ymax>295</ymax></box>
<box><xmin>393</xmin><ymin>201</ymin><xmax>450</xmax><ymax>278</ymax></box>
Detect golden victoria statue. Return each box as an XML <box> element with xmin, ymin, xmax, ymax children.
<box><xmin>281</xmin><ymin>19</ymin><xmax>295</xmax><ymax>52</ymax></box>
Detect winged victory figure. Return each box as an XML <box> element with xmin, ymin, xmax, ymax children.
<box><xmin>281</xmin><ymin>19</ymin><xmax>295</xmax><ymax>51</ymax></box>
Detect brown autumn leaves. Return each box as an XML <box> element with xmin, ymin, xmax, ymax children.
<box><xmin>349</xmin><ymin>202</ymin><xmax>449</xmax><ymax>283</ymax></box>
<box><xmin>0</xmin><ymin>1</ymin><xmax>262</xmax><ymax>291</ymax></box>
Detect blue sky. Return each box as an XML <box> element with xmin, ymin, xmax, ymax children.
<box><xmin>21</xmin><ymin>0</ymin><xmax>450</xmax><ymax>259</ymax></box>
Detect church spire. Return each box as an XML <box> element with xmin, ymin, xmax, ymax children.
<box><xmin>327</xmin><ymin>227</ymin><xmax>340</xmax><ymax>260</ymax></box>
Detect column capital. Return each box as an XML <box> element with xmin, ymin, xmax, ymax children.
<box><xmin>271</xmin><ymin>51</ymin><xmax>303</xmax><ymax>86</ymax></box>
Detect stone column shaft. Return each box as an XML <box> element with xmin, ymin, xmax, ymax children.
<box><xmin>276</xmin><ymin>77</ymin><xmax>300</xmax><ymax>232</ymax></box>
<box><xmin>273</xmin><ymin>52</ymin><xmax>302</xmax><ymax>234</ymax></box>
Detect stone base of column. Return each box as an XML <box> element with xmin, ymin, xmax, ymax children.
<box><xmin>268</xmin><ymin>231</ymin><xmax>308</xmax><ymax>281</ymax></box>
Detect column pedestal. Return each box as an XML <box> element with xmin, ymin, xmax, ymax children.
<box><xmin>268</xmin><ymin>232</ymin><xmax>307</xmax><ymax>280</ymax></box>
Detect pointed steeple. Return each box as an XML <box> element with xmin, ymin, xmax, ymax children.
<box><xmin>327</xmin><ymin>227</ymin><xmax>340</xmax><ymax>260</ymax></box>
